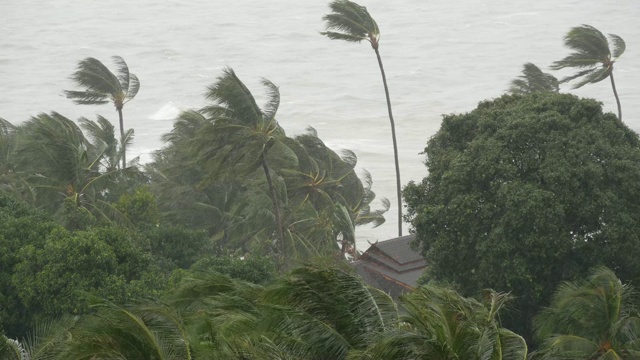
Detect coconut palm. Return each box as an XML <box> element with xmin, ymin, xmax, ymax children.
<box><xmin>79</xmin><ymin>114</ymin><xmax>133</xmax><ymax>173</ymax></box>
<box><xmin>531</xmin><ymin>266</ymin><xmax>640</xmax><ymax>359</ymax></box>
<box><xmin>550</xmin><ymin>25</ymin><xmax>625</xmax><ymax>120</ymax></box>
<box><xmin>195</xmin><ymin>68</ymin><xmax>298</xmax><ymax>261</ymax></box>
<box><xmin>0</xmin><ymin>118</ymin><xmax>18</xmax><ymax>192</ymax></box>
<box><xmin>283</xmin><ymin>127</ymin><xmax>388</xmax><ymax>257</ymax></box>
<box><xmin>59</xmin><ymin>300</ymin><xmax>195</xmax><ymax>360</ymax></box>
<box><xmin>322</xmin><ymin>0</ymin><xmax>403</xmax><ymax>236</ymax></box>
<box><xmin>0</xmin><ymin>317</ymin><xmax>75</xmax><ymax>360</ymax></box>
<box><xmin>508</xmin><ymin>63</ymin><xmax>559</xmax><ymax>95</ymax></box>
<box><xmin>13</xmin><ymin>112</ymin><xmax>140</xmax><ymax>223</ymax></box>
<box><xmin>64</xmin><ymin>56</ymin><xmax>140</xmax><ymax>168</ymax></box>
<box><xmin>350</xmin><ymin>285</ymin><xmax>528</xmax><ymax>360</ymax></box>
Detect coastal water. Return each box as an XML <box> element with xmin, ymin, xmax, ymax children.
<box><xmin>1</xmin><ymin>0</ymin><xmax>639</xmax><ymax>251</ymax></box>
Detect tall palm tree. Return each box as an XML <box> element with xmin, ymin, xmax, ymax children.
<box><xmin>508</xmin><ymin>63</ymin><xmax>559</xmax><ymax>95</ymax></box>
<box><xmin>196</xmin><ymin>68</ymin><xmax>295</xmax><ymax>261</ymax></box>
<box><xmin>550</xmin><ymin>25</ymin><xmax>625</xmax><ymax>120</ymax></box>
<box><xmin>532</xmin><ymin>267</ymin><xmax>640</xmax><ymax>359</ymax></box>
<box><xmin>322</xmin><ymin>0</ymin><xmax>403</xmax><ymax>236</ymax></box>
<box><xmin>64</xmin><ymin>56</ymin><xmax>140</xmax><ymax>168</ymax></box>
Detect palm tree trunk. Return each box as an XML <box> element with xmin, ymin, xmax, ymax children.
<box><xmin>610</xmin><ymin>71</ymin><xmax>622</xmax><ymax>121</ymax></box>
<box><xmin>261</xmin><ymin>150</ymin><xmax>286</xmax><ymax>260</ymax></box>
<box><xmin>374</xmin><ymin>48</ymin><xmax>402</xmax><ymax>237</ymax></box>
<box><xmin>117</xmin><ymin>108</ymin><xmax>126</xmax><ymax>168</ymax></box>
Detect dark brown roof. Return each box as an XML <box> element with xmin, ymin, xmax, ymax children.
<box><xmin>353</xmin><ymin>234</ymin><xmax>427</xmax><ymax>298</ymax></box>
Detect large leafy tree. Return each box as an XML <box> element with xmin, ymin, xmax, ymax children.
<box><xmin>404</xmin><ymin>92</ymin><xmax>640</xmax><ymax>338</ymax></box>
<box><xmin>551</xmin><ymin>24</ymin><xmax>625</xmax><ymax>120</ymax></box>
<box><xmin>322</xmin><ymin>0</ymin><xmax>403</xmax><ymax>236</ymax></box>
<box><xmin>65</xmin><ymin>56</ymin><xmax>140</xmax><ymax>168</ymax></box>
<box><xmin>508</xmin><ymin>63</ymin><xmax>559</xmax><ymax>95</ymax></box>
<box><xmin>532</xmin><ymin>267</ymin><xmax>640</xmax><ymax>359</ymax></box>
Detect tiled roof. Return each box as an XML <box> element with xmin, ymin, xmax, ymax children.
<box><xmin>370</xmin><ymin>234</ymin><xmax>423</xmax><ymax>264</ymax></box>
<box><xmin>353</xmin><ymin>234</ymin><xmax>427</xmax><ymax>298</ymax></box>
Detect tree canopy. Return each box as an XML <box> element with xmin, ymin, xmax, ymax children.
<box><xmin>404</xmin><ymin>91</ymin><xmax>640</xmax><ymax>337</ymax></box>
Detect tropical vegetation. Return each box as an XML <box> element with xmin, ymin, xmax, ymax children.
<box><xmin>0</xmin><ymin>2</ymin><xmax>637</xmax><ymax>358</ymax></box>
<box><xmin>65</xmin><ymin>56</ymin><xmax>140</xmax><ymax>168</ymax></box>
<box><xmin>322</xmin><ymin>0</ymin><xmax>404</xmax><ymax>237</ymax></box>
<box><xmin>551</xmin><ymin>24</ymin><xmax>626</xmax><ymax>120</ymax></box>
<box><xmin>404</xmin><ymin>91</ymin><xmax>640</xmax><ymax>339</ymax></box>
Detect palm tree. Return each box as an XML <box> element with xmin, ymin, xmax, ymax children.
<box><xmin>64</xmin><ymin>56</ymin><xmax>140</xmax><ymax>168</ymax></box>
<box><xmin>350</xmin><ymin>285</ymin><xmax>528</xmax><ymax>359</ymax></box>
<box><xmin>79</xmin><ymin>114</ymin><xmax>133</xmax><ymax>172</ymax></box>
<box><xmin>0</xmin><ymin>118</ymin><xmax>18</xmax><ymax>192</ymax></box>
<box><xmin>59</xmin><ymin>301</ymin><xmax>195</xmax><ymax>360</ymax></box>
<box><xmin>532</xmin><ymin>267</ymin><xmax>640</xmax><ymax>359</ymax></box>
<box><xmin>508</xmin><ymin>63</ymin><xmax>559</xmax><ymax>95</ymax></box>
<box><xmin>0</xmin><ymin>317</ymin><xmax>75</xmax><ymax>360</ymax></box>
<box><xmin>322</xmin><ymin>0</ymin><xmax>403</xmax><ymax>236</ymax></box>
<box><xmin>283</xmin><ymin>127</ymin><xmax>388</xmax><ymax>257</ymax></box>
<box><xmin>13</xmin><ymin>112</ymin><xmax>140</xmax><ymax>223</ymax></box>
<box><xmin>550</xmin><ymin>25</ymin><xmax>625</xmax><ymax>120</ymax></box>
<box><xmin>196</xmin><ymin>68</ymin><xmax>295</xmax><ymax>261</ymax></box>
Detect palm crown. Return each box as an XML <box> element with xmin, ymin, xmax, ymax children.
<box><xmin>65</xmin><ymin>56</ymin><xmax>139</xmax><ymax>168</ymax></box>
<box><xmin>508</xmin><ymin>63</ymin><xmax>559</xmax><ymax>95</ymax></box>
<box><xmin>551</xmin><ymin>24</ymin><xmax>625</xmax><ymax>120</ymax></box>
<box><xmin>321</xmin><ymin>0</ymin><xmax>380</xmax><ymax>49</ymax></box>
<box><xmin>64</xmin><ymin>56</ymin><xmax>139</xmax><ymax>109</ymax></box>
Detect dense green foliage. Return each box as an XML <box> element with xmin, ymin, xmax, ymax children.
<box><xmin>0</xmin><ymin>9</ymin><xmax>637</xmax><ymax>358</ymax></box>
<box><xmin>0</xmin><ymin>55</ymin><xmax>386</xmax><ymax>338</ymax></box>
<box><xmin>7</xmin><ymin>262</ymin><xmax>638</xmax><ymax>359</ymax></box>
<box><xmin>146</xmin><ymin>69</ymin><xmax>387</xmax><ymax>265</ymax></box>
<box><xmin>532</xmin><ymin>267</ymin><xmax>640</xmax><ymax>359</ymax></box>
<box><xmin>404</xmin><ymin>92</ymin><xmax>640</xmax><ymax>337</ymax></box>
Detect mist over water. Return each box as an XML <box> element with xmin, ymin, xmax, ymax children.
<box><xmin>1</xmin><ymin>0</ymin><xmax>639</xmax><ymax>251</ymax></box>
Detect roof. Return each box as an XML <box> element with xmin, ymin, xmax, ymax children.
<box><xmin>353</xmin><ymin>234</ymin><xmax>427</xmax><ymax>298</ymax></box>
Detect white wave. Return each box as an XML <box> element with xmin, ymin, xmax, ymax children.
<box><xmin>149</xmin><ymin>102</ymin><xmax>181</xmax><ymax>120</ymax></box>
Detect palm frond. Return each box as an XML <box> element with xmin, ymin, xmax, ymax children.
<box><xmin>204</xmin><ymin>68</ymin><xmax>263</xmax><ymax>127</ymax></box>
<box><xmin>609</xmin><ymin>33</ymin><xmax>626</xmax><ymax>59</ymax></box>
<box><xmin>261</xmin><ymin>78</ymin><xmax>280</xmax><ymax>121</ymax></box>
<box><xmin>126</xmin><ymin>73</ymin><xmax>141</xmax><ymax>103</ymax></box>
<box><xmin>1</xmin><ymin>335</ymin><xmax>27</xmax><ymax>360</ymax></box>
<box><xmin>65</xmin><ymin>57</ymin><xmax>122</xmax><ymax>103</ymax></box>
<box><xmin>113</xmin><ymin>55</ymin><xmax>131</xmax><ymax>94</ymax></box>
<box><xmin>322</xmin><ymin>0</ymin><xmax>379</xmax><ymax>44</ymax></box>
<box><xmin>508</xmin><ymin>63</ymin><xmax>559</xmax><ymax>94</ymax></box>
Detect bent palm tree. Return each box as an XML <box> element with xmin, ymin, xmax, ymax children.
<box><xmin>351</xmin><ymin>285</ymin><xmax>527</xmax><ymax>359</ymax></box>
<box><xmin>196</xmin><ymin>68</ymin><xmax>295</xmax><ymax>261</ymax></box>
<box><xmin>532</xmin><ymin>266</ymin><xmax>640</xmax><ymax>359</ymax></box>
<box><xmin>508</xmin><ymin>63</ymin><xmax>559</xmax><ymax>95</ymax></box>
<box><xmin>322</xmin><ymin>0</ymin><xmax>403</xmax><ymax>236</ymax></box>
<box><xmin>551</xmin><ymin>25</ymin><xmax>625</xmax><ymax>120</ymax></box>
<box><xmin>65</xmin><ymin>56</ymin><xmax>140</xmax><ymax>168</ymax></box>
